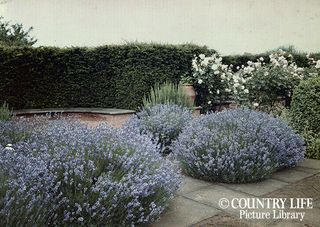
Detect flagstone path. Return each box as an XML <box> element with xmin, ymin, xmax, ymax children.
<box><xmin>150</xmin><ymin>159</ymin><xmax>320</xmax><ymax>227</ymax></box>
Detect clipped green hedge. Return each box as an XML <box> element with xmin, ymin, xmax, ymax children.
<box><xmin>291</xmin><ymin>76</ymin><xmax>320</xmax><ymax>134</ymax></box>
<box><xmin>0</xmin><ymin>44</ymin><xmax>211</xmax><ymax>110</ymax></box>
<box><xmin>291</xmin><ymin>76</ymin><xmax>320</xmax><ymax>159</ymax></box>
<box><xmin>0</xmin><ymin>43</ymin><xmax>319</xmax><ymax>110</ymax></box>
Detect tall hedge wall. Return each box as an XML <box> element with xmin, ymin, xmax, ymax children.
<box><xmin>0</xmin><ymin>44</ymin><xmax>211</xmax><ymax>110</ymax></box>
<box><xmin>0</xmin><ymin>44</ymin><xmax>319</xmax><ymax>110</ymax></box>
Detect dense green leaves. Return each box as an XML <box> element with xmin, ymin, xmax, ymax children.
<box><xmin>0</xmin><ymin>43</ymin><xmax>318</xmax><ymax>110</ymax></box>
<box><xmin>0</xmin><ymin>44</ymin><xmax>209</xmax><ymax>110</ymax></box>
<box><xmin>291</xmin><ymin>76</ymin><xmax>320</xmax><ymax>134</ymax></box>
<box><xmin>291</xmin><ymin>76</ymin><xmax>320</xmax><ymax>159</ymax></box>
<box><xmin>0</xmin><ymin>17</ymin><xmax>37</xmax><ymax>46</ymax></box>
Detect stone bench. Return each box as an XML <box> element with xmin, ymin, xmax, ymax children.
<box><xmin>13</xmin><ymin>108</ymin><xmax>136</xmax><ymax>128</ymax></box>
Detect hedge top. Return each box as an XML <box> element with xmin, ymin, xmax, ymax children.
<box><xmin>0</xmin><ymin>43</ymin><xmax>318</xmax><ymax>110</ymax></box>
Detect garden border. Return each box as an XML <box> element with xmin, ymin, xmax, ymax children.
<box><xmin>13</xmin><ymin>108</ymin><xmax>135</xmax><ymax>116</ymax></box>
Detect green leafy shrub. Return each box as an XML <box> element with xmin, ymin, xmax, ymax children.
<box><xmin>301</xmin><ymin>131</ymin><xmax>320</xmax><ymax>160</ymax></box>
<box><xmin>0</xmin><ymin>102</ymin><xmax>12</xmax><ymax>121</ymax></box>
<box><xmin>143</xmin><ymin>81</ymin><xmax>194</xmax><ymax>109</ymax></box>
<box><xmin>1</xmin><ymin>43</ymin><xmax>319</xmax><ymax>111</ymax></box>
<box><xmin>291</xmin><ymin>76</ymin><xmax>320</xmax><ymax>159</ymax></box>
<box><xmin>291</xmin><ymin>76</ymin><xmax>320</xmax><ymax>134</ymax></box>
<box><xmin>0</xmin><ymin>44</ymin><xmax>210</xmax><ymax>110</ymax></box>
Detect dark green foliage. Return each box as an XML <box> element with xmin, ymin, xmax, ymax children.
<box><xmin>0</xmin><ymin>44</ymin><xmax>210</xmax><ymax>110</ymax></box>
<box><xmin>291</xmin><ymin>76</ymin><xmax>320</xmax><ymax>134</ymax></box>
<box><xmin>0</xmin><ymin>43</ymin><xmax>319</xmax><ymax>110</ymax></box>
<box><xmin>290</xmin><ymin>76</ymin><xmax>320</xmax><ymax>159</ymax></box>
<box><xmin>0</xmin><ymin>17</ymin><xmax>37</xmax><ymax>46</ymax></box>
<box><xmin>301</xmin><ymin>131</ymin><xmax>320</xmax><ymax>160</ymax></box>
<box><xmin>0</xmin><ymin>102</ymin><xmax>12</xmax><ymax>121</ymax></box>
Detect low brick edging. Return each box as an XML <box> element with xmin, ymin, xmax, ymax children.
<box><xmin>13</xmin><ymin>108</ymin><xmax>135</xmax><ymax>116</ymax></box>
<box><xmin>13</xmin><ymin>108</ymin><xmax>136</xmax><ymax>128</ymax></box>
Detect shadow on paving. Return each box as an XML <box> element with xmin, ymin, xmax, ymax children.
<box><xmin>192</xmin><ymin>173</ymin><xmax>320</xmax><ymax>227</ymax></box>
<box><xmin>150</xmin><ymin>159</ymin><xmax>320</xmax><ymax>227</ymax></box>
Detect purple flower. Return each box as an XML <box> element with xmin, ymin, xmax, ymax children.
<box><xmin>124</xmin><ymin>104</ymin><xmax>193</xmax><ymax>154</ymax></box>
<box><xmin>0</xmin><ymin>119</ymin><xmax>181</xmax><ymax>226</ymax></box>
<box><xmin>173</xmin><ymin>109</ymin><xmax>305</xmax><ymax>183</ymax></box>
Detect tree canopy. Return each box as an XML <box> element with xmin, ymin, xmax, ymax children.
<box><xmin>0</xmin><ymin>16</ymin><xmax>37</xmax><ymax>46</ymax></box>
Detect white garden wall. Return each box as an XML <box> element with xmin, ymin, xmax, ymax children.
<box><xmin>1</xmin><ymin>0</ymin><xmax>319</xmax><ymax>54</ymax></box>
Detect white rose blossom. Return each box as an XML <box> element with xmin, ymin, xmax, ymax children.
<box><xmin>211</xmin><ymin>64</ymin><xmax>218</xmax><ymax>70</ymax></box>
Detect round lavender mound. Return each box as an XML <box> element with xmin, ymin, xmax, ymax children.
<box><xmin>0</xmin><ymin>120</ymin><xmax>181</xmax><ymax>226</ymax></box>
<box><xmin>173</xmin><ymin>109</ymin><xmax>305</xmax><ymax>183</ymax></box>
<box><xmin>124</xmin><ymin>104</ymin><xmax>193</xmax><ymax>154</ymax></box>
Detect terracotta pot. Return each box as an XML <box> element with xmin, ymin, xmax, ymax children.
<box><xmin>181</xmin><ymin>84</ymin><xmax>196</xmax><ymax>103</ymax></box>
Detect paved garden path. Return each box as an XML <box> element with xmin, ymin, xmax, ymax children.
<box><xmin>150</xmin><ymin>159</ymin><xmax>320</xmax><ymax>227</ymax></box>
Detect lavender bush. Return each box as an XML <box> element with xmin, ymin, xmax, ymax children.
<box><xmin>173</xmin><ymin>109</ymin><xmax>305</xmax><ymax>183</ymax></box>
<box><xmin>124</xmin><ymin>104</ymin><xmax>193</xmax><ymax>154</ymax></box>
<box><xmin>0</xmin><ymin>120</ymin><xmax>181</xmax><ymax>226</ymax></box>
<box><xmin>0</xmin><ymin>118</ymin><xmax>37</xmax><ymax>146</ymax></box>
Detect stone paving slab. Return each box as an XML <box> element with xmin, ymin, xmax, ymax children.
<box><xmin>151</xmin><ymin>159</ymin><xmax>320</xmax><ymax>227</ymax></box>
<box><xmin>313</xmin><ymin>198</ymin><xmax>320</xmax><ymax>209</ymax></box>
<box><xmin>266</xmin><ymin>173</ymin><xmax>320</xmax><ymax>204</ymax></box>
<box><xmin>150</xmin><ymin>196</ymin><xmax>221</xmax><ymax>227</ymax></box>
<box><xmin>297</xmin><ymin>159</ymin><xmax>320</xmax><ymax>170</ymax></box>
<box><xmin>190</xmin><ymin>212</ymin><xmax>250</xmax><ymax>227</ymax></box>
<box><xmin>271</xmin><ymin>169</ymin><xmax>313</xmax><ymax>183</ymax></box>
<box><xmin>272</xmin><ymin>207</ymin><xmax>320</xmax><ymax>227</ymax></box>
<box><xmin>190</xmin><ymin>211</ymin><xmax>282</xmax><ymax>227</ymax></box>
<box><xmin>219</xmin><ymin>179</ymin><xmax>289</xmax><ymax>197</ymax></box>
<box><xmin>294</xmin><ymin>166</ymin><xmax>320</xmax><ymax>174</ymax></box>
<box><xmin>177</xmin><ymin>176</ymin><xmax>212</xmax><ymax>195</ymax></box>
<box><xmin>182</xmin><ymin>185</ymin><xmax>255</xmax><ymax>215</ymax></box>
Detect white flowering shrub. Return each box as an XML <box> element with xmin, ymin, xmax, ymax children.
<box><xmin>230</xmin><ymin>49</ymin><xmax>307</xmax><ymax>111</ymax></box>
<box><xmin>183</xmin><ymin>53</ymin><xmax>234</xmax><ymax>110</ymax></box>
<box><xmin>305</xmin><ymin>54</ymin><xmax>320</xmax><ymax>78</ymax></box>
<box><xmin>173</xmin><ymin>109</ymin><xmax>305</xmax><ymax>183</ymax></box>
<box><xmin>188</xmin><ymin>49</ymin><xmax>319</xmax><ymax>112</ymax></box>
<box><xmin>0</xmin><ymin>120</ymin><xmax>181</xmax><ymax>226</ymax></box>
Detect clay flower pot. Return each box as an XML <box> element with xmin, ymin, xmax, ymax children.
<box><xmin>181</xmin><ymin>83</ymin><xmax>196</xmax><ymax>104</ymax></box>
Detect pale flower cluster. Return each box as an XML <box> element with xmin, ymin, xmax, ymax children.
<box><xmin>191</xmin><ymin>53</ymin><xmax>234</xmax><ymax>98</ymax></box>
<box><xmin>269</xmin><ymin>49</ymin><xmax>305</xmax><ymax>79</ymax></box>
<box><xmin>190</xmin><ymin>49</ymin><xmax>319</xmax><ymax>107</ymax></box>
<box><xmin>238</xmin><ymin>49</ymin><xmax>305</xmax><ymax>81</ymax></box>
<box><xmin>231</xmin><ymin>49</ymin><xmax>308</xmax><ymax>105</ymax></box>
<box><xmin>306</xmin><ymin>54</ymin><xmax>320</xmax><ymax>77</ymax></box>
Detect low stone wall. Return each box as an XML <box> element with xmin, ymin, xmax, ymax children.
<box><xmin>13</xmin><ymin>108</ymin><xmax>135</xmax><ymax>128</ymax></box>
